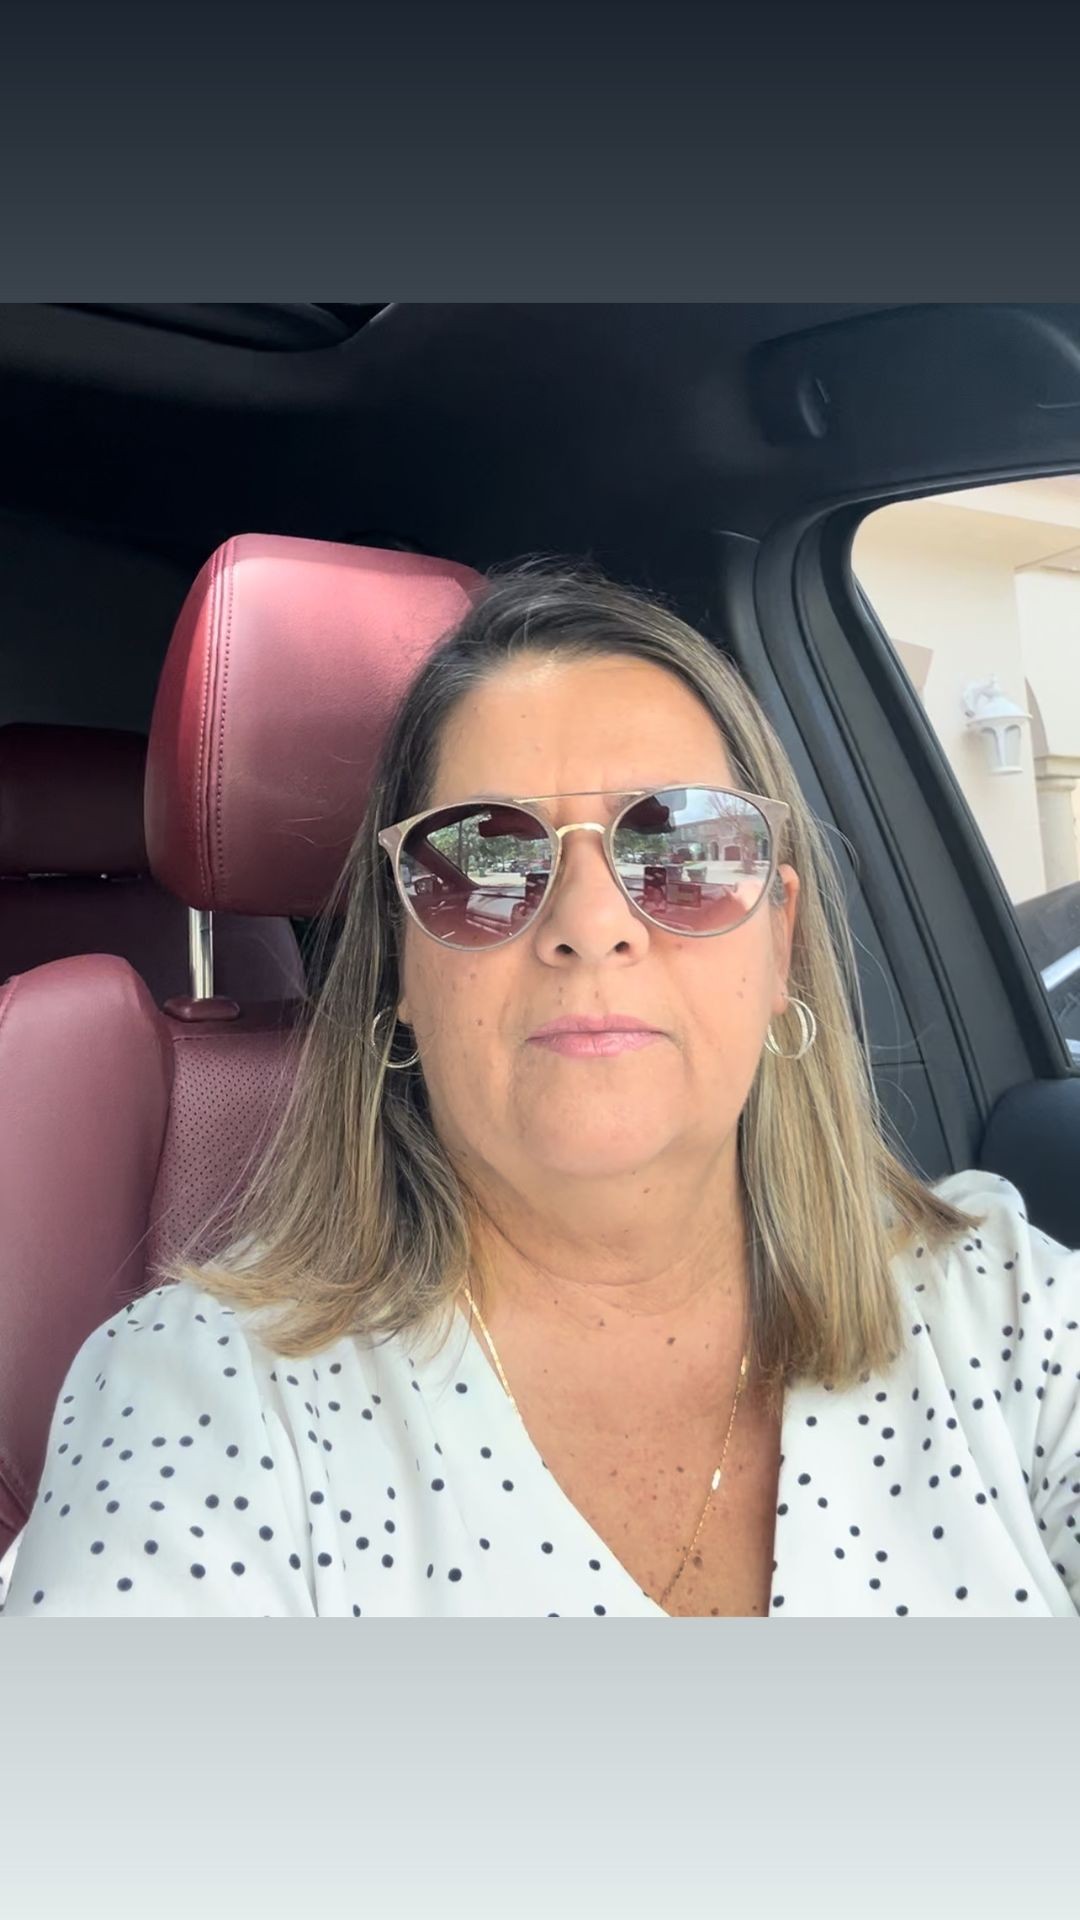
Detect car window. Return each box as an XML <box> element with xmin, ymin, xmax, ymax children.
<box><xmin>853</xmin><ymin>478</ymin><xmax>1080</xmax><ymax>1064</ymax></box>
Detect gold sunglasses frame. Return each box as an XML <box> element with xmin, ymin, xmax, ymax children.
<box><xmin>377</xmin><ymin>785</ymin><xmax>791</xmax><ymax>951</ymax></box>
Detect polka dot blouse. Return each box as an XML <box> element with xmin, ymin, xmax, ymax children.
<box><xmin>3</xmin><ymin>1169</ymin><xmax>1080</xmax><ymax>1617</ymax></box>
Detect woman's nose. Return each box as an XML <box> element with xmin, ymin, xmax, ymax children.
<box><xmin>531</xmin><ymin>827</ymin><xmax>650</xmax><ymax>964</ymax></box>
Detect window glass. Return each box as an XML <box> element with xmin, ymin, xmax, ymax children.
<box><xmin>853</xmin><ymin>479</ymin><xmax>1080</xmax><ymax>1060</ymax></box>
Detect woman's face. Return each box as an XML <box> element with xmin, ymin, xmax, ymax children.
<box><xmin>396</xmin><ymin>653</ymin><xmax>800</xmax><ymax>1195</ymax></box>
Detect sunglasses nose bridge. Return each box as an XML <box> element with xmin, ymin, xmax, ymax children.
<box><xmin>549</xmin><ymin>819</ymin><xmax>614</xmax><ymax>888</ymax></box>
<box><xmin>543</xmin><ymin>819</ymin><xmax>635</xmax><ymax>923</ymax></box>
<box><xmin>551</xmin><ymin>820</ymin><xmax>607</xmax><ymax>842</ymax></box>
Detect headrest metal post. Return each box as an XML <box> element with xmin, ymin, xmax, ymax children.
<box><xmin>188</xmin><ymin>907</ymin><xmax>215</xmax><ymax>1001</ymax></box>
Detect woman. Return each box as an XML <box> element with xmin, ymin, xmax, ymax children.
<box><xmin>4</xmin><ymin>563</ymin><xmax>1079</xmax><ymax>1618</ymax></box>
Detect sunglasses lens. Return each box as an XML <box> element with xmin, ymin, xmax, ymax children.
<box><xmin>613</xmin><ymin>787</ymin><xmax>773</xmax><ymax>934</ymax></box>
<box><xmin>399</xmin><ymin>803</ymin><xmax>554</xmax><ymax>947</ymax></box>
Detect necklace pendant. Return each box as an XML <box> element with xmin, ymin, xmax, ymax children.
<box><xmin>710</xmin><ymin>1467</ymin><xmax>723</xmax><ymax>1492</ymax></box>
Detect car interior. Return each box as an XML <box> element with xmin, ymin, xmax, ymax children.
<box><xmin>2</xmin><ymin>299</ymin><xmax>1080</xmax><ymax>1564</ymax></box>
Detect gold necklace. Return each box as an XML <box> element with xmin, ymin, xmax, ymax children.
<box><xmin>460</xmin><ymin>1284</ymin><xmax>749</xmax><ymax>1610</ymax></box>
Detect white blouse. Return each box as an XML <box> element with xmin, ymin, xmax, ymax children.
<box><xmin>2</xmin><ymin>1169</ymin><xmax>1079</xmax><ymax>1618</ymax></box>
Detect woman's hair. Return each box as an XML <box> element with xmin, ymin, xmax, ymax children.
<box><xmin>171</xmin><ymin>558</ymin><xmax>983</xmax><ymax>1397</ymax></box>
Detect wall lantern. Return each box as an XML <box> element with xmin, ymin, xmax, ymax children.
<box><xmin>962</xmin><ymin>677</ymin><xmax>1032</xmax><ymax>775</ymax></box>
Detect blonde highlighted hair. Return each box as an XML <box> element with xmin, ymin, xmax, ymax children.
<box><xmin>171</xmin><ymin>559</ymin><xmax>982</xmax><ymax>1396</ymax></box>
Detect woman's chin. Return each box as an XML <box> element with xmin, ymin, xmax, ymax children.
<box><xmin>513</xmin><ymin>1114</ymin><xmax>680</xmax><ymax>1181</ymax></box>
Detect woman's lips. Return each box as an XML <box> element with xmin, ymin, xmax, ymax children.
<box><xmin>529</xmin><ymin>1029</ymin><xmax>663</xmax><ymax>1057</ymax></box>
<box><xmin>526</xmin><ymin>1015</ymin><xmax>665</xmax><ymax>1058</ymax></box>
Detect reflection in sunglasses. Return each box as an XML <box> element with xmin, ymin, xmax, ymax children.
<box><xmin>394</xmin><ymin>789</ymin><xmax>777</xmax><ymax>948</ymax></box>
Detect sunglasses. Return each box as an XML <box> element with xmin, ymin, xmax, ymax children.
<box><xmin>378</xmin><ymin>784</ymin><xmax>790</xmax><ymax>951</ymax></box>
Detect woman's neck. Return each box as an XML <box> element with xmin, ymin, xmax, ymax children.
<box><xmin>463</xmin><ymin>1141</ymin><xmax>752</xmax><ymax>1351</ymax></box>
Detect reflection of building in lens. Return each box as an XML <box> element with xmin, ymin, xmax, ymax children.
<box><xmin>660</xmin><ymin>798</ymin><xmax>766</xmax><ymax>875</ymax></box>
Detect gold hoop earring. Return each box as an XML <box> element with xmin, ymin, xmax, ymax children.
<box><xmin>371</xmin><ymin>1008</ymin><xmax>421</xmax><ymax>1071</ymax></box>
<box><xmin>764</xmin><ymin>996</ymin><xmax>817</xmax><ymax>1061</ymax></box>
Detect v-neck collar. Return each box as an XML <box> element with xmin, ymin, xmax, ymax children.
<box><xmin>443</xmin><ymin>1304</ymin><xmax>780</xmax><ymax>1618</ymax></box>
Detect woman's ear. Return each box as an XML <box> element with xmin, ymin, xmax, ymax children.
<box><xmin>772</xmin><ymin>866</ymin><xmax>799</xmax><ymax>997</ymax></box>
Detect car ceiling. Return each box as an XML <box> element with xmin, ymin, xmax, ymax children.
<box><xmin>0</xmin><ymin>302</ymin><xmax>890</xmax><ymax>572</ymax></box>
<box><xmin>4</xmin><ymin>300</ymin><xmax>1080</xmax><ymax>591</ymax></box>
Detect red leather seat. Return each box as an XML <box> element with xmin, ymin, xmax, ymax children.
<box><xmin>0</xmin><ymin>535</ymin><xmax>482</xmax><ymax>1557</ymax></box>
<box><xmin>0</xmin><ymin>722</ymin><xmax>307</xmax><ymax>1005</ymax></box>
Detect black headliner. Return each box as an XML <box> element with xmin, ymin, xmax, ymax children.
<box><xmin>0</xmin><ymin>302</ymin><xmax>887</xmax><ymax>567</ymax></box>
<box><xmin>5</xmin><ymin>301</ymin><xmax>1080</xmax><ymax>593</ymax></box>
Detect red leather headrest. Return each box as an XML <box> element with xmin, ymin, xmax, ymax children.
<box><xmin>0</xmin><ymin>724</ymin><xmax>149</xmax><ymax>877</ymax></box>
<box><xmin>145</xmin><ymin>536</ymin><xmax>485</xmax><ymax>917</ymax></box>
